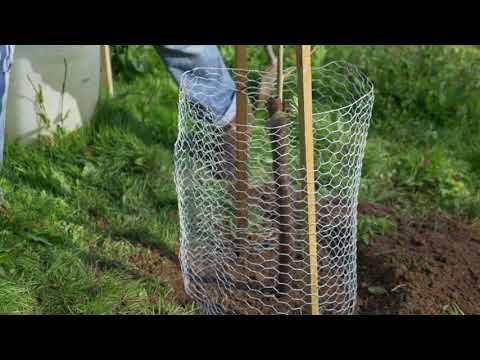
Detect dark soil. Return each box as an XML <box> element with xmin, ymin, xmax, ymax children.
<box><xmin>356</xmin><ymin>202</ymin><xmax>480</xmax><ymax>315</ymax></box>
<box><xmin>130</xmin><ymin>201</ymin><xmax>480</xmax><ymax>315</ymax></box>
<box><xmin>130</xmin><ymin>244</ymin><xmax>192</xmax><ymax>307</ymax></box>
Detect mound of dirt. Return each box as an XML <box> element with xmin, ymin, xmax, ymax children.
<box><xmin>133</xmin><ymin>202</ymin><xmax>479</xmax><ymax>315</ymax></box>
<box><xmin>356</xmin><ymin>202</ymin><xmax>480</xmax><ymax>315</ymax></box>
<box><xmin>130</xmin><ymin>244</ymin><xmax>193</xmax><ymax>307</ymax></box>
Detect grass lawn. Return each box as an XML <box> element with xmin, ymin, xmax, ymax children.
<box><xmin>0</xmin><ymin>47</ymin><xmax>198</xmax><ymax>314</ymax></box>
<box><xmin>0</xmin><ymin>45</ymin><xmax>479</xmax><ymax>315</ymax></box>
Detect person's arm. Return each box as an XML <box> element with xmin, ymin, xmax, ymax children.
<box><xmin>0</xmin><ymin>45</ymin><xmax>15</xmax><ymax>167</ymax></box>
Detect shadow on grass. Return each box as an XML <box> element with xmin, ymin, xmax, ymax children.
<box><xmin>111</xmin><ymin>227</ymin><xmax>180</xmax><ymax>266</ymax></box>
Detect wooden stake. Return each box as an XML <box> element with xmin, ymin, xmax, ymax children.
<box><xmin>296</xmin><ymin>45</ymin><xmax>320</xmax><ymax>315</ymax></box>
<box><xmin>235</xmin><ymin>45</ymin><xmax>249</xmax><ymax>230</ymax></box>
<box><xmin>277</xmin><ymin>45</ymin><xmax>284</xmax><ymax>103</ymax></box>
<box><xmin>100</xmin><ymin>45</ymin><xmax>114</xmax><ymax>97</ymax></box>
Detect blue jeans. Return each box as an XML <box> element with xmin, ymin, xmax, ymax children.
<box><xmin>0</xmin><ymin>45</ymin><xmax>236</xmax><ymax>167</ymax></box>
<box><xmin>154</xmin><ymin>45</ymin><xmax>236</xmax><ymax>127</ymax></box>
<box><xmin>0</xmin><ymin>45</ymin><xmax>15</xmax><ymax>168</ymax></box>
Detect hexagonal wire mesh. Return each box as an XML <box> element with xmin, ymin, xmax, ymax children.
<box><xmin>175</xmin><ymin>61</ymin><xmax>374</xmax><ymax>315</ymax></box>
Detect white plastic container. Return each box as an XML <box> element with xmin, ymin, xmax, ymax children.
<box><xmin>6</xmin><ymin>45</ymin><xmax>101</xmax><ymax>143</ymax></box>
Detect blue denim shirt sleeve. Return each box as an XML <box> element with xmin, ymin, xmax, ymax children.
<box><xmin>1</xmin><ymin>45</ymin><xmax>15</xmax><ymax>73</ymax></box>
<box><xmin>1</xmin><ymin>45</ymin><xmax>15</xmax><ymax>167</ymax></box>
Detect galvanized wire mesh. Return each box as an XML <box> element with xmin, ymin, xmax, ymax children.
<box><xmin>175</xmin><ymin>61</ymin><xmax>374</xmax><ymax>315</ymax></box>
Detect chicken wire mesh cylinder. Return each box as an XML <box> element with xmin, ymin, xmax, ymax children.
<box><xmin>175</xmin><ymin>61</ymin><xmax>374</xmax><ymax>315</ymax></box>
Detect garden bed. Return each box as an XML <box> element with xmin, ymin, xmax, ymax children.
<box><xmin>356</xmin><ymin>202</ymin><xmax>480</xmax><ymax>315</ymax></box>
<box><xmin>158</xmin><ymin>202</ymin><xmax>480</xmax><ymax>315</ymax></box>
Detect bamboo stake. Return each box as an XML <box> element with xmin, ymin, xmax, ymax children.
<box><xmin>277</xmin><ymin>45</ymin><xmax>284</xmax><ymax>103</ymax></box>
<box><xmin>296</xmin><ymin>45</ymin><xmax>320</xmax><ymax>315</ymax></box>
<box><xmin>100</xmin><ymin>45</ymin><xmax>114</xmax><ymax>97</ymax></box>
<box><xmin>235</xmin><ymin>45</ymin><xmax>249</xmax><ymax>231</ymax></box>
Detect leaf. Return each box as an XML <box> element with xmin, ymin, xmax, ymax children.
<box><xmin>81</xmin><ymin>162</ymin><xmax>97</xmax><ymax>178</ymax></box>
<box><xmin>449</xmin><ymin>303</ymin><xmax>465</xmax><ymax>315</ymax></box>
<box><xmin>23</xmin><ymin>233</ymin><xmax>52</xmax><ymax>246</ymax></box>
<box><xmin>368</xmin><ymin>286</ymin><xmax>388</xmax><ymax>296</ymax></box>
<box><xmin>0</xmin><ymin>266</ymin><xmax>7</xmax><ymax>278</ymax></box>
<box><xmin>37</xmin><ymin>85</ymin><xmax>44</xmax><ymax>104</ymax></box>
<box><xmin>360</xmin><ymin>235</ymin><xmax>370</xmax><ymax>246</ymax></box>
<box><xmin>50</xmin><ymin>169</ymin><xmax>72</xmax><ymax>194</ymax></box>
<box><xmin>62</xmin><ymin>109</ymin><xmax>71</xmax><ymax>122</ymax></box>
<box><xmin>37</xmin><ymin>112</ymin><xmax>51</xmax><ymax>129</ymax></box>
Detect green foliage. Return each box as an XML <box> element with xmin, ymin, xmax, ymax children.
<box><xmin>0</xmin><ymin>86</ymin><xmax>194</xmax><ymax>314</ymax></box>
<box><xmin>367</xmin><ymin>286</ymin><xmax>388</xmax><ymax>296</ymax></box>
<box><xmin>27</xmin><ymin>58</ymin><xmax>71</xmax><ymax>136</ymax></box>
<box><xmin>324</xmin><ymin>46</ymin><xmax>480</xmax><ymax>134</ymax></box>
<box><xmin>393</xmin><ymin>146</ymin><xmax>470</xmax><ymax>199</ymax></box>
<box><xmin>0</xmin><ymin>280</ymin><xmax>38</xmax><ymax>314</ymax></box>
<box><xmin>110</xmin><ymin>45</ymin><xmax>153</xmax><ymax>81</ymax></box>
<box><xmin>358</xmin><ymin>215</ymin><xmax>395</xmax><ymax>246</ymax></box>
<box><xmin>109</xmin><ymin>46</ymin><xmax>179</xmax><ymax>148</ymax></box>
<box><xmin>1</xmin><ymin>45</ymin><xmax>479</xmax><ymax>314</ymax></box>
<box><xmin>443</xmin><ymin>303</ymin><xmax>465</xmax><ymax>315</ymax></box>
<box><xmin>332</xmin><ymin>45</ymin><xmax>480</xmax><ymax>217</ymax></box>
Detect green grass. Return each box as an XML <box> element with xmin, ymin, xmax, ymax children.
<box><xmin>0</xmin><ymin>46</ymin><xmax>197</xmax><ymax>314</ymax></box>
<box><xmin>0</xmin><ymin>45</ymin><xmax>479</xmax><ymax>314</ymax></box>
